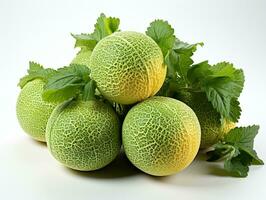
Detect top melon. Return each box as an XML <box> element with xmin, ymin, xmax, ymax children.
<box><xmin>89</xmin><ymin>31</ymin><xmax>167</xmax><ymax>105</ymax></box>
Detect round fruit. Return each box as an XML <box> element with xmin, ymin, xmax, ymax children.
<box><xmin>71</xmin><ymin>49</ymin><xmax>92</xmax><ymax>67</ymax></box>
<box><xmin>176</xmin><ymin>92</ymin><xmax>235</xmax><ymax>149</ymax></box>
<box><xmin>122</xmin><ymin>96</ymin><xmax>201</xmax><ymax>176</ymax></box>
<box><xmin>16</xmin><ymin>79</ymin><xmax>57</xmax><ymax>142</ymax></box>
<box><xmin>46</xmin><ymin>99</ymin><xmax>121</xmax><ymax>171</ymax></box>
<box><xmin>89</xmin><ymin>31</ymin><xmax>167</xmax><ymax>105</ymax></box>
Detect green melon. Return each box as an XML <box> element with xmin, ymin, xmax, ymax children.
<box><xmin>176</xmin><ymin>92</ymin><xmax>235</xmax><ymax>149</ymax></box>
<box><xmin>16</xmin><ymin>79</ymin><xmax>57</xmax><ymax>142</ymax></box>
<box><xmin>89</xmin><ymin>31</ymin><xmax>167</xmax><ymax>105</ymax></box>
<box><xmin>46</xmin><ymin>99</ymin><xmax>121</xmax><ymax>171</ymax></box>
<box><xmin>122</xmin><ymin>96</ymin><xmax>201</xmax><ymax>176</ymax></box>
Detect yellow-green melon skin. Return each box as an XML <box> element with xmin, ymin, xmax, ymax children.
<box><xmin>89</xmin><ymin>31</ymin><xmax>167</xmax><ymax>105</ymax></box>
<box><xmin>46</xmin><ymin>100</ymin><xmax>121</xmax><ymax>171</ymax></box>
<box><xmin>16</xmin><ymin>79</ymin><xmax>57</xmax><ymax>142</ymax></box>
<box><xmin>122</xmin><ymin>96</ymin><xmax>201</xmax><ymax>176</ymax></box>
<box><xmin>177</xmin><ymin>92</ymin><xmax>235</xmax><ymax>149</ymax></box>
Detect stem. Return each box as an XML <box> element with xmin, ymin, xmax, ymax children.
<box><xmin>216</xmin><ymin>145</ymin><xmax>236</xmax><ymax>162</ymax></box>
<box><xmin>82</xmin><ymin>80</ymin><xmax>96</xmax><ymax>101</ymax></box>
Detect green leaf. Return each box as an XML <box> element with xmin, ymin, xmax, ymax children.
<box><xmin>204</xmin><ymin>77</ymin><xmax>232</xmax><ymax>120</ymax></box>
<box><xmin>224</xmin><ymin>153</ymin><xmax>251</xmax><ymax>177</ymax></box>
<box><xmin>240</xmin><ymin>147</ymin><xmax>264</xmax><ymax>165</ymax></box>
<box><xmin>204</xmin><ymin>63</ymin><xmax>244</xmax><ymax>122</ymax></box>
<box><xmin>82</xmin><ymin>80</ymin><xmax>96</xmax><ymax>101</ymax></box>
<box><xmin>42</xmin><ymin>64</ymin><xmax>90</xmax><ymax>103</ymax></box>
<box><xmin>71</xmin><ymin>33</ymin><xmax>97</xmax><ymax>50</ymax></box>
<box><xmin>187</xmin><ymin>61</ymin><xmax>244</xmax><ymax>122</ymax></box>
<box><xmin>224</xmin><ymin>125</ymin><xmax>260</xmax><ymax>149</ymax></box>
<box><xmin>27</xmin><ymin>61</ymin><xmax>43</xmax><ymax>72</ymax></box>
<box><xmin>228</xmin><ymin>98</ymin><xmax>242</xmax><ymax>122</ymax></box>
<box><xmin>171</xmin><ymin>40</ymin><xmax>203</xmax><ymax>83</ymax></box>
<box><xmin>210</xmin><ymin>62</ymin><xmax>244</xmax><ymax>98</ymax></box>
<box><xmin>146</xmin><ymin>20</ymin><xmax>175</xmax><ymax>57</ymax></box>
<box><xmin>42</xmin><ymin>84</ymin><xmax>82</xmax><ymax>103</ymax></box>
<box><xmin>72</xmin><ymin>13</ymin><xmax>120</xmax><ymax>50</ymax></box>
<box><xmin>187</xmin><ymin>61</ymin><xmax>211</xmax><ymax>85</ymax></box>
<box><xmin>92</xmin><ymin>13</ymin><xmax>120</xmax><ymax>42</ymax></box>
<box><xmin>18</xmin><ymin>61</ymin><xmax>56</xmax><ymax>88</ymax></box>
<box><xmin>225</xmin><ymin>126</ymin><xmax>263</xmax><ymax>164</ymax></box>
<box><xmin>164</xmin><ymin>50</ymin><xmax>179</xmax><ymax>79</ymax></box>
<box><xmin>173</xmin><ymin>39</ymin><xmax>203</xmax><ymax>52</ymax></box>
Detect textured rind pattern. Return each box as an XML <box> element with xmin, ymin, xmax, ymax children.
<box><xmin>71</xmin><ymin>49</ymin><xmax>92</xmax><ymax>67</ymax></box>
<box><xmin>46</xmin><ymin>100</ymin><xmax>121</xmax><ymax>171</ymax></box>
<box><xmin>90</xmin><ymin>31</ymin><xmax>166</xmax><ymax>105</ymax></box>
<box><xmin>122</xmin><ymin>96</ymin><xmax>201</xmax><ymax>176</ymax></box>
<box><xmin>16</xmin><ymin>79</ymin><xmax>57</xmax><ymax>142</ymax></box>
<box><xmin>177</xmin><ymin>92</ymin><xmax>235</xmax><ymax>149</ymax></box>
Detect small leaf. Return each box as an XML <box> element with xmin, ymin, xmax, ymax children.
<box><xmin>82</xmin><ymin>80</ymin><xmax>96</xmax><ymax>101</ymax></box>
<box><xmin>146</xmin><ymin>20</ymin><xmax>175</xmax><ymax>57</ymax></box>
<box><xmin>224</xmin><ymin>125</ymin><xmax>260</xmax><ymax>149</ymax></box>
<box><xmin>28</xmin><ymin>61</ymin><xmax>43</xmax><ymax>73</ymax></box>
<box><xmin>173</xmin><ymin>39</ymin><xmax>203</xmax><ymax>54</ymax></box>
<box><xmin>240</xmin><ymin>147</ymin><xmax>264</xmax><ymax>165</ymax></box>
<box><xmin>43</xmin><ymin>64</ymin><xmax>90</xmax><ymax>103</ymax></box>
<box><xmin>92</xmin><ymin>13</ymin><xmax>120</xmax><ymax>42</ymax></box>
<box><xmin>187</xmin><ymin>61</ymin><xmax>211</xmax><ymax>85</ymax></box>
<box><xmin>43</xmin><ymin>84</ymin><xmax>83</xmax><ymax>103</ymax></box>
<box><xmin>18</xmin><ymin>61</ymin><xmax>56</xmax><ymax>88</ymax></box>
<box><xmin>224</xmin><ymin>154</ymin><xmax>250</xmax><ymax>177</ymax></box>
<box><xmin>71</xmin><ymin>33</ymin><xmax>97</xmax><ymax>50</ymax></box>
<box><xmin>228</xmin><ymin>98</ymin><xmax>242</xmax><ymax>122</ymax></box>
<box><xmin>164</xmin><ymin>50</ymin><xmax>178</xmax><ymax>79</ymax></box>
<box><xmin>72</xmin><ymin>13</ymin><xmax>120</xmax><ymax>50</ymax></box>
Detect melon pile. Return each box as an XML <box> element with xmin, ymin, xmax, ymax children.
<box><xmin>16</xmin><ymin>14</ymin><xmax>263</xmax><ymax>177</ymax></box>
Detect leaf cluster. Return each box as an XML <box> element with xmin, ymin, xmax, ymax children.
<box><xmin>207</xmin><ymin>126</ymin><xmax>263</xmax><ymax>177</ymax></box>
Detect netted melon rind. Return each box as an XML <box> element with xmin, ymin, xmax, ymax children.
<box><xmin>90</xmin><ymin>31</ymin><xmax>166</xmax><ymax>105</ymax></box>
<box><xmin>122</xmin><ymin>96</ymin><xmax>201</xmax><ymax>176</ymax></box>
<box><xmin>46</xmin><ymin>100</ymin><xmax>121</xmax><ymax>171</ymax></box>
<box><xmin>16</xmin><ymin>79</ymin><xmax>57</xmax><ymax>142</ymax></box>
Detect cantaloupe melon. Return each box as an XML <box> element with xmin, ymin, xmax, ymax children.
<box><xmin>89</xmin><ymin>31</ymin><xmax>167</xmax><ymax>105</ymax></box>
<box><xmin>16</xmin><ymin>79</ymin><xmax>57</xmax><ymax>142</ymax></box>
<box><xmin>46</xmin><ymin>99</ymin><xmax>121</xmax><ymax>171</ymax></box>
<box><xmin>122</xmin><ymin>96</ymin><xmax>201</xmax><ymax>176</ymax></box>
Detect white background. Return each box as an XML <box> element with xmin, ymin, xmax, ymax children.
<box><xmin>0</xmin><ymin>0</ymin><xmax>266</xmax><ymax>199</ymax></box>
